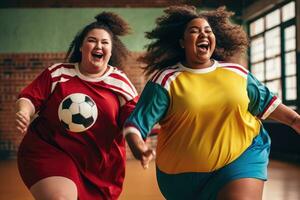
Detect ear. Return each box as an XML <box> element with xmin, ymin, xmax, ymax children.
<box><xmin>179</xmin><ymin>39</ymin><xmax>184</xmax><ymax>48</ymax></box>
<box><xmin>79</xmin><ymin>46</ymin><xmax>82</xmax><ymax>52</ymax></box>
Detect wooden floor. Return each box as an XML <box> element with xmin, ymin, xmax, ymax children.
<box><xmin>0</xmin><ymin>159</ymin><xmax>299</xmax><ymax>200</ymax></box>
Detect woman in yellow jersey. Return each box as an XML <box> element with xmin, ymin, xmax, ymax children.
<box><xmin>123</xmin><ymin>5</ymin><xmax>300</xmax><ymax>200</ymax></box>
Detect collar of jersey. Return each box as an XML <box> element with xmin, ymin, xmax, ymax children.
<box><xmin>74</xmin><ymin>63</ymin><xmax>113</xmax><ymax>82</ymax></box>
<box><xmin>178</xmin><ymin>59</ymin><xmax>218</xmax><ymax>74</ymax></box>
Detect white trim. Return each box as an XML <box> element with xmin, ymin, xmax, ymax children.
<box><xmin>261</xmin><ymin>98</ymin><xmax>282</xmax><ymax>119</ymax></box>
<box><xmin>123</xmin><ymin>126</ymin><xmax>143</xmax><ymax>139</ymax></box>
<box><xmin>50</xmin><ymin>66</ymin><xmax>77</xmax><ymax>79</ymax></box>
<box><xmin>218</xmin><ymin>62</ymin><xmax>249</xmax><ymax>73</ymax></box>
<box><xmin>51</xmin><ymin>77</ymin><xmax>70</xmax><ymax>92</ymax></box>
<box><xmin>113</xmin><ymin>69</ymin><xmax>138</xmax><ymax>95</ymax></box>
<box><xmin>164</xmin><ymin>72</ymin><xmax>181</xmax><ymax>91</ymax></box>
<box><xmin>75</xmin><ymin>63</ymin><xmax>113</xmax><ymax>82</ymax></box>
<box><xmin>16</xmin><ymin>98</ymin><xmax>36</xmax><ymax>114</ymax></box>
<box><xmin>154</xmin><ymin>67</ymin><xmax>180</xmax><ymax>85</ymax></box>
<box><xmin>48</xmin><ymin>63</ymin><xmax>64</xmax><ymax>71</ymax></box>
<box><xmin>220</xmin><ymin>67</ymin><xmax>247</xmax><ymax>79</ymax></box>
<box><xmin>218</xmin><ymin>62</ymin><xmax>248</xmax><ymax>79</ymax></box>
<box><xmin>178</xmin><ymin>60</ymin><xmax>218</xmax><ymax>74</ymax></box>
<box><xmin>103</xmin><ymin>77</ymin><xmax>138</xmax><ymax>98</ymax></box>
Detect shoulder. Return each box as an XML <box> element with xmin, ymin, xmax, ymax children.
<box><xmin>109</xmin><ymin>66</ymin><xmax>132</xmax><ymax>81</ymax></box>
<box><xmin>150</xmin><ymin>64</ymin><xmax>182</xmax><ymax>90</ymax></box>
<box><xmin>47</xmin><ymin>63</ymin><xmax>77</xmax><ymax>78</ymax></box>
<box><xmin>48</xmin><ymin>63</ymin><xmax>76</xmax><ymax>72</ymax></box>
<box><xmin>216</xmin><ymin>61</ymin><xmax>249</xmax><ymax>79</ymax></box>
<box><xmin>103</xmin><ymin>66</ymin><xmax>138</xmax><ymax>100</ymax></box>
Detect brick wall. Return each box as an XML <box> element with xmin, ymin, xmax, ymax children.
<box><xmin>0</xmin><ymin>52</ymin><xmax>157</xmax><ymax>159</ymax></box>
<box><xmin>0</xmin><ymin>53</ymin><xmax>66</xmax><ymax>158</ymax></box>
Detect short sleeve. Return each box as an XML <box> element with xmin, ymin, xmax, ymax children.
<box><xmin>123</xmin><ymin>81</ymin><xmax>169</xmax><ymax>139</ymax></box>
<box><xmin>118</xmin><ymin>96</ymin><xmax>139</xmax><ymax>127</ymax></box>
<box><xmin>18</xmin><ymin>69</ymin><xmax>52</xmax><ymax>112</ymax></box>
<box><xmin>247</xmin><ymin>72</ymin><xmax>281</xmax><ymax>119</ymax></box>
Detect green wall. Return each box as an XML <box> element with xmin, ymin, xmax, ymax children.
<box><xmin>0</xmin><ymin>8</ymin><xmax>164</xmax><ymax>53</ymax></box>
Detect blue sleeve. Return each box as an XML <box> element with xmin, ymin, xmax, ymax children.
<box><xmin>124</xmin><ymin>81</ymin><xmax>169</xmax><ymax>139</ymax></box>
<box><xmin>247</xmin><ymin>72</ymin><xmax>278</xmax><ymax>117</ymax></box>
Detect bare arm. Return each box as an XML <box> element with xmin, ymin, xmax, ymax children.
<box><xmin>267</xmin><ymin>103</ymin><xmax>300</xmax><ymax>134</ymax></box>
<box><xmin>15</xmin><ymin>98</ymin><xmax>35</xmax><ymax>135</ymax></box>
<box><xmin>125</xmin><ymin>133</ymin><xmax>155</xmax><ymax>169</ymax></box>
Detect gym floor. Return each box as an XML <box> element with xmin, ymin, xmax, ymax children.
<box><xmin>0</xmin><ymin>159</ymin><xmax>299</xmax><ymax>200</ymax></box>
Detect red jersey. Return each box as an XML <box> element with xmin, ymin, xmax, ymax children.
<box><xmin>17</xmin><ymin>63</ymin><xmax>138</xmax><ymax>199</ymax></box>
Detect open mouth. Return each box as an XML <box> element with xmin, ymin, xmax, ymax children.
<box><xmin>92</xmin><ymin>53</ymin><xmax>103</xmax><ymax>59</ymax></box>
<box><xmin>196</xmin><ymin>42</ymin><xmax>209</xmax><ymax>52</ymax></box>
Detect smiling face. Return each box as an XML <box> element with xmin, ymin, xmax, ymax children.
<box><xmin>79</xmin><ymin>28</ymin><xmax>112</xmax><ymax>77</ymax></box>
<box><xmin>180</xmin><ymin>18</ymin><xmax>216</xmax><ymax>69</ymax></box>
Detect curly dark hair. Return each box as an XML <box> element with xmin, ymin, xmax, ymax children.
<box><xmin>65</xmin><ymin>12</ymin><xmax>131</xmax><ymax>68</ymax></box>
<box><xmin>140</xmin><ymin>5</ymin><xmax>249</xmax><ymax>75</ymax></box>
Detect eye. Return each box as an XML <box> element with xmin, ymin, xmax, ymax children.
<box><xmin>205</xmin><ymin>29</ymin><xmax>213</xmax><ymax>34</ymax></box>
<box><xmin>87</xmin><ymin>38</ymin><xmax>96</xmax><ymax>43</ymax></box>
<box><xmin>189</xmin><ymin>28</ymin><xmax>200</xmax><ymax>34</ymax></box>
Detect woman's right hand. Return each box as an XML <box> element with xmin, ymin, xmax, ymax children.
<box><xmin>140</xmin><ymin>148</ymin><xmax>156</xmax><ymax>169</ymax></box>
<box><xmin>125</xmin><ymin>133</ymin><xmax>156</xmax><ymax>169</ymax></box>
<box><xmin>15</xmin><ymin>111</ymin><xmax>31</xmax><ymax>134</ymax></box>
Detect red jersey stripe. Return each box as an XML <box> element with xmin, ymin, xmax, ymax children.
<box><xmin>100</xmin><ymin>81</ymin><xmax>135</xmax><ymax>100</ymax></box>
<box><xmin>52</xmin><ymin>74</ymin><xmax>75</xmax><ymax>82</ymax></box>
<box><xmin>49</xmin><ymin>63</ymin><xmax>75</xmax><ymax>73</ymax></box>
<box><xmin>161</xmin><ymin>71</ymin><xmax>179</xmax><ymax>88</ymax></box>
<box><xmin>258</xmin><ymin>96</ymin><xmax>278</xmax><ymax>118</ymax></box>
<box><xmin>222</xmin><ymin>65</ymin><xmax>248</xmax><ymax>75</ymax></box>
<box><xmin>109</xmin><ymin>73</ymin><xmax>137</xmax><ymax>95</ymax></box>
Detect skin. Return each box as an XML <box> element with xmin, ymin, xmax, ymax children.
<box><xmin>79</xmin><ymin>28</ymin><xmax>112</xmax><ymax>78</ymax></box>
<box><xmin>180</xmin><ymin>18</ymin><xmax>216</xmax><ymax>69</ymax></box>
<box><xmin>15</xmin><ymin>28</ymin><xmax>113</xmax><ymax>200</ymax></box>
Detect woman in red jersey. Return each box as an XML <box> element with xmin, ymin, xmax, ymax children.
<box><xmin>16</xmin><ymin>12</ymin><xmax>138</xmax><ymax>200</ymax></box>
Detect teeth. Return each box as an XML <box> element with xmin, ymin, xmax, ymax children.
<box><xmin>197</xmin><ymin>42</ymin><xmax>209</xmax><ymax>47</ymax></box>
<box><xmin>197</xmin><ymin>42</ymin><xmax>208</xmax><ymax>45</ymax></box>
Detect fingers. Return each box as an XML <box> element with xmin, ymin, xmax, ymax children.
<box><xmin>141</xmin><ymin>149</ymin><xmax>156</xmax><ymax>169</ymax></box>
<box><xmin>15</xmin><ymin>111</ymin><xmax>30</xmax><ymax>134</ymax></box>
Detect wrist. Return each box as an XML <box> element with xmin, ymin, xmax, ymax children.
<box><xmin>126</xmin><ymin>133</ymin><xmax>147</xmax><ymax>159</ymax></box>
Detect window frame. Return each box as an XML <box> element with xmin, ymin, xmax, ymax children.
<box><xmin>247</xmin><ymin>0</ymin><xmax>298</xmax><ymax>109</ymax></box>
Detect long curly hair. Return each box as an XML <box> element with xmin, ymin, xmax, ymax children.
<box><xmin>140</xmin><ymin>5</ymin><xmax>249</xmax><ymax>75</ymax></box>
<box><xmin>65</xmin><ymin>12</ymin><xmax>131</xmax><ymax>68</ymax></box>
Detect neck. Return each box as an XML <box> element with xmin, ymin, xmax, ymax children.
<box><xmin>183</xmin><ymin>59</ymin><xmax>213</xmax><ymax>69</ymax></box>
<box><xmin>78</xmin><ymin>63</ymin><xmax>109</xmax><ymax>78</ymax></box>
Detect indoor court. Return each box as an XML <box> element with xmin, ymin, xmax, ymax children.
<box><xmin>0</xmin><ymin>159</ymin><xmax>299</xmax><ymax>200</ymax></box>
<box><xmin>0</xmin><ymin>0</ymin><xmax>300</xmax><ymax>200</ymax></box>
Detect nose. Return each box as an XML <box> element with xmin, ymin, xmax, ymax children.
<box><xmin>199</xmin><ymin>30</ymin><xmax>207</xmax><ymax>38</ymax></box>
<box><xmin>95</xmin><ymin>41</ymin><xmax>102</xmax><ymax>49</ymax></box>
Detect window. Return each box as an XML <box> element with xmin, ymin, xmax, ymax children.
<box><xmin>248</xmin><ymin>1</ymin><xmax>297</xmax><ymax>108</ymax></box>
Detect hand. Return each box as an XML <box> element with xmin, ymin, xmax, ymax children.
<box><xmin>15</xmin><ymin>111</ymin><xmax>31</xmax><ymax>134</ymax></box>
<box><xmin>140</xmin><ymin>148</ymin><xmax>156</xmax><ymax>169</ymax></box>
<box><xmin>125</xmin><ymin>133</ymin><xmax>156</xmax><ymax>169</ymax></box>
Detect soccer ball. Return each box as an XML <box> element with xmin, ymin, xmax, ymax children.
<box><xmin>58</xmin><ymin>93</ymin><xmax>98</xmax><ymax>133</ymax></box>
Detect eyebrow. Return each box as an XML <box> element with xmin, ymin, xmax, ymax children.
<box><xmin>188</xmin><ymin>25</ymin><xmax>211</xmax><ymax>29</ymax></box>
<box><xmin>86</xmin><ymin>36</ymin><xmax>109</xmax><ymax>41</ymax></box>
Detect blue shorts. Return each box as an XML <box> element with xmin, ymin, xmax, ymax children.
<box><xmin>156</xmin><ymin>128</ymin><xmax>271</xmax><ymax>200</ymax></box>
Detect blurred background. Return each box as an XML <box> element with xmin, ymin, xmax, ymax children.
<box><xmin>0</xmin><ymin>0</ymin><xmax>299</xmax><ymax>199</ymax></box>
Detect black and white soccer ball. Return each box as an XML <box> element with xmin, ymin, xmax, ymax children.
<box><xmin>58</xmin><ymin>93</ymin><xmax>98</xmax><ymax>132</ymax></box>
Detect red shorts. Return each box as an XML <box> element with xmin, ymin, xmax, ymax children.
<box><xmin>18</xmin><ymin>130</ymin><xmax>122</xmax><ymax>199</ymax></box>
